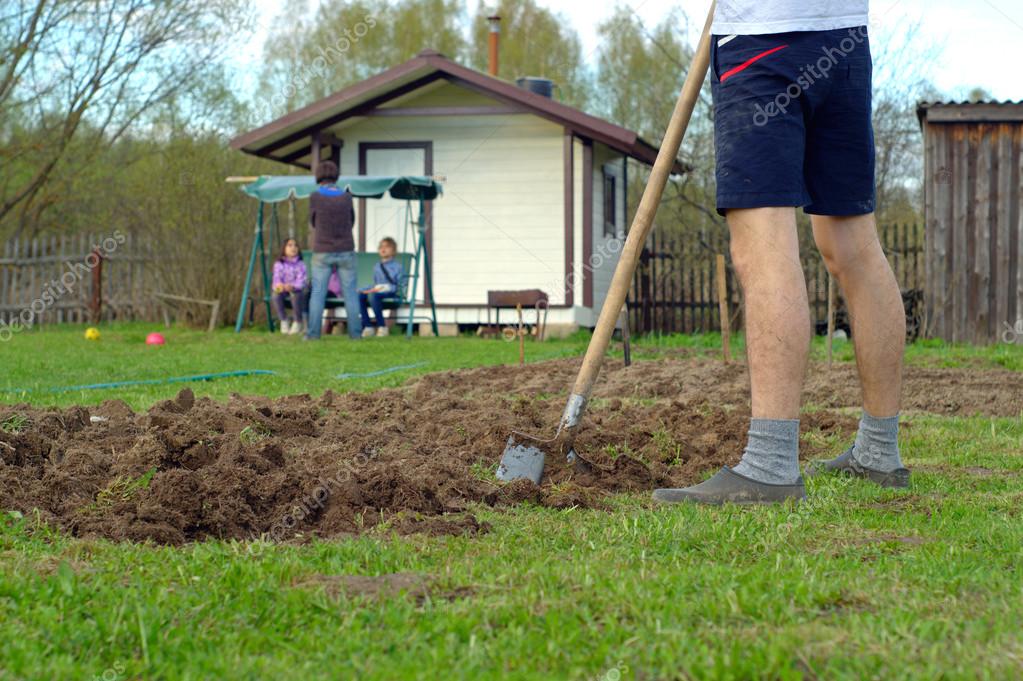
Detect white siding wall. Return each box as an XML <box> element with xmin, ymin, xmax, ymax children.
<box><xmin>323</xmin><ymin>81</ymin><xmax>634</xmax><ymax>329</ymax></box>
<box><xmin>334</xmin><ymin>85</ymin><xmax>568</xmax><ymax>322</ymax></box>
<box><xmin>573</xmin><ymin>138</ymin><xmax>584</xmax><ymax>322</ymax></box>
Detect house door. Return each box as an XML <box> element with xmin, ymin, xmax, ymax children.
<box><xmin>359</xmin><ymin>144</ymin><xmax>429</xmax><ymax>256</ymax></box>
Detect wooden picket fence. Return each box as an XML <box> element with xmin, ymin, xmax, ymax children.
<box><xmin>627</xmin><ymin>223</ymin><xmax>925</xmax><ymax>336</ymax></box>
<box><xmin>0</xmin><ymin>233</ymin><xmax>156</xmax><ymax>327</ymax></box>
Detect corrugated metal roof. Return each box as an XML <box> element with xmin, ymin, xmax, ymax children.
<box><xmin>917</xmin><ymin>100</ymin><xmax>1023</xmax><ymax>123</ymax></box>
<box><xmin>918</xmin><ymin>100</ymin><xmax>1023</xmax><ymax>107</ymax></box>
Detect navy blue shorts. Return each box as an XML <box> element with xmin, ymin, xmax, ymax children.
<box><xmin>711</xmin><ymin>27</ymin><xmax>875</xmax><ymax>216</ymax></box>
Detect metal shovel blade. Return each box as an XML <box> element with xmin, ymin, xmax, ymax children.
<box><xmin>496</xmin><ymin>436</ymin><xmax>546</xmax><ymax>484</ymax></box>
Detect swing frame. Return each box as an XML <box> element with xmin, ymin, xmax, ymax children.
<box><xmin>232</xmin><ymin>175</ymin><xmax>441</xmax><ymax>338</ymax></box>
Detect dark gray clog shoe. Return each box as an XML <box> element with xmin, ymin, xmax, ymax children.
<box><xmin>806</xmin><ymin>447</ymin><xmax>910</xmax><ymax>489</ymax></box>
<box><xmin>652</xmin><ymin>466</ymin><xmax>806</xmax><ymax>505</ymax></box>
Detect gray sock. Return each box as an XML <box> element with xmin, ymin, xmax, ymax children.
<box><xmin>851</xmin><ymin>411</ymin><xmax>903</xmax><ymax>472</ymax></box>
<box><xmin>732</xmin><ymin>418</ymin><xmax>801</xmax><ymax>485</ymax></box>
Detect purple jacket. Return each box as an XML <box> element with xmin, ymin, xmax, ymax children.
<box><xmin>272</xmin><ymin>256</ymin><xmax>307</xmax><ymax>290</ymax></box>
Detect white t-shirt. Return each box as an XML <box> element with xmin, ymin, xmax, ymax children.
<box><xmin>712</xmin><ymin>0</ymin><xmax>869</xmax><ymax>35</ymax></box>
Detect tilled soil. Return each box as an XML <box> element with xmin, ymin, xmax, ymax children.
<box><xmin>0</xmin><ymin>358</ymin><xmax>1018</xmax><ymax>544</ymax></box>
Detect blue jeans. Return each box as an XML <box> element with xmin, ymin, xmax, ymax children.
<box><xmin>307</xmin><ymin>251</ymin><xmax>361</xmax><ymax>339</ymax></box>
<box><xmin>359</xmin><ymin>292</ymin><xmax>387</xmax><ymax>328</ymax></box>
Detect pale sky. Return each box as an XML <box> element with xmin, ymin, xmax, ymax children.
<box><xmin>240</xmin><ymin>0</ymin><xmax>1023</xmax><ymax>103</ymax></box>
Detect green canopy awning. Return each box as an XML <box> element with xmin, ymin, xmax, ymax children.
<box><xmin>240</xmin><ymin>175</ymin><xmax>442</xmax><ymax>202</ymax></box>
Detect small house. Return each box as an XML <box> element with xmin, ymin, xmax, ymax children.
<box><xmin>231</xmin><ymin>46</ymin><xmax>680</xmax><ymax>335</ymax></box>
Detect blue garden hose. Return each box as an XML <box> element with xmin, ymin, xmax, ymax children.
<box><xmin>335</xmin><ymin>362</ymin><xmax>427</xmax><ymax>379</ymax></box>
<box><xmin>1</xmin><ymin>370</ymin><xmax>276</xmax><ymax>394</ymax></box>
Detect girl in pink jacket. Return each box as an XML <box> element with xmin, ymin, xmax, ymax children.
<box><xmin>271</xmin><ymin>239</ymin><xmax>308</xmax><ymax>335</ymax></box>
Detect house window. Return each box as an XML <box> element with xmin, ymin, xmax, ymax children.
<box><xmin>603</xmin><ymin>171</ymin><xmax>617</xmax><ymax>237</ymax></box>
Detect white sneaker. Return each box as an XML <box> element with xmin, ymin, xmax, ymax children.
<box><xmin>279</xmin><ymin>320</ymin><xmax>291</xmax><ymax>334</ymax></box>
<box><xmin>376</xmin><ymin>326</ymin><xmax>389</xmax><ymax>338</ymax></box>
<box><xmin>362</xmin><ymin>327</ymin><xmax>376</xmax><ymax>338</ymax></box>
<box><xmin>288</xmin><ymin>321</ymin><xmax>303</xmax><ymax>335</ymax></box>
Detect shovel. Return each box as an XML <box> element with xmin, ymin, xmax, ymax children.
<box><xmin>496</xmin><ymin>2</ymin><xmax>717</xmax><ymax>484</ymax></box>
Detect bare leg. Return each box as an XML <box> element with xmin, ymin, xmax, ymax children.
<box><xmin>812</xmin><ymin>213</ymin><xmax>904</xmax><ymax>416</ymax></box>
<box><xmin>728</xmin><ymin>207</ymin><xmax>811</xmax><ymax>419</ymax></box>
<box><xmin>651</xmin><ymin>207</ymin><xmax>811</xmax><ymax>501</ymax></box>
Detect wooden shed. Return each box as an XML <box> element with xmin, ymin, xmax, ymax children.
<box><xmin>918</xmin><ymin>101</ymin><xmax>1023</xmax><ymax>344</ymax></box>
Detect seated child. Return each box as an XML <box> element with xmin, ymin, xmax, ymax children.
<box><xmin>359</xmin><ymin>237</ymin><xmax>404</xmax><ymax>338</ymax></box>
<box><xmin>271</xmin><ymin>238</ymin><xmax>308</xmax><ymax>335</ymax></box>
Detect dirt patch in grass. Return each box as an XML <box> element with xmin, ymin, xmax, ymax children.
<box><xmin>293</xmin><ymin>572</ymin><xmax>474</xmax><ymax>603</ymax></box>
<box><xmin>0</xmin><ymin>356</ymin><xmax>1013</xmax><ymax>545</ymax></box>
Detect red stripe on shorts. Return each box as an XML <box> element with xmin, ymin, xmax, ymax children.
<box><xmin>720</xmin><ymin>44</ymin><xmax>789</xmax><ymax>83</ymax></box>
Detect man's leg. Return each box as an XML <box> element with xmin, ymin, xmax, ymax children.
<box><xmin>729</xmin><ymin>208</ymin><xmax>810</xmax><ymax>421</ymax></box>
<box><xmin>305</xmin><ymin>254</ymin><xmax>331</xmax><ymax>339</ymax></box>
<box><xmin>810</xmin><ymin>214</ymin><xmax>908</xmax><ymax>482</ymax></box>
<box><xmin>653</xmin><ymin>207</ymin><xmax>809</xmax><ymax>504</ymax></box>
<box><xmin>337</xmin><ymin>252</ymin><xmax>362</xmax><ymax>339</ymax></box>
<box><xmin>295</xmin><ymin>288</ymin><xmax>308</xmax><ymax>325</ymax></box>
<box><xmin>725</xmin><ymin>207</ymin><xmax>809</xmax><ymax>486</ymax></box>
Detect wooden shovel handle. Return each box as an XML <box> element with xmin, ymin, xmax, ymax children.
<box><xmin>569</xmin><ymin>2</ymin><xmax>716</xmax><ymax>401</ymax></box>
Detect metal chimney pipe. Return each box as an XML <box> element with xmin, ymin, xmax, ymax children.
<box><xmin>488</xmin><ymin>15</ymin><xmax>500</xmax><ymax>76</ymax></box>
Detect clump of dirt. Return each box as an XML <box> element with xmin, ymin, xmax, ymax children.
<box><xmin>0</xmin><ymin>356</ymin><xmax>1016</xmax><ymax>545</ymax></box>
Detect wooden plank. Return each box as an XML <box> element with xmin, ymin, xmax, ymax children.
<box><xmin>60</xmin><ymin>235</ymin><xmax>68</xmax><ymax>323</ymax></box>
<box><xmin>651</xmin><ymin>229</ymin><xmax>659</xmax><ymax>332</ymax></box>
<box><xmin>924</xmin><ymin>123</ymin><xmax>944</xmax><ymax>337</ymax></box>
<box><xmin>11</xmin><ymin>238</ymin><xmax>19</xmax><ymax>326</ymax></box>
<box><xmin>28</xmin><ymin>238</ymin><xmax>38</xmax><ymax>328</ymax></box>
<box><xmin>964</xmin><ymin>127</ymin><xmax>981</xmax><ymax>344</ymax></box>
<box><xmin>1014</xmin><ymin>126</ymin><xmax>1023</xmax><ymax>330</ymax></box>
<box><xmin>0</xmin><ymin>240</ymin><xmax>8</xmax><ymax>325</ymax></box>
<box><xmin>951</xmin><ymin>125</ymin><xmax>971</xmax><ymax>343</ymax></box>
<box><xmin>904</xmin><ymin>222</ymin><xmax>912</xmax><ymax>288</ymax></box>
<box><xmin>994</xmin><ymin>128</ymin><xmax>1012</xmax><ymax>333</ymax></box>
<box><xmin>688</xmin><ymin>242</ymin><xmax>696</xmax><ymax>334</ymax></box>
<box><xmin>974</xmin><ymin>126</ymin><xmax>993</xmax><ymax>343</ymax></box>
<box><xmin>668</xmin><ymin>237</ymin><xmax>675</xmax><ymax>334</ymax></box>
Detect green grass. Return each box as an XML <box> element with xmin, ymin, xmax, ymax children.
<box><xmin>1</xmin><ymin>323</ymin><xmax>1022</xmax><ymax>679</ymax></box>
<box><xmin>2</xmin><ymin>322</ymin><xmax>1019</xmax><ymax>410</ymax></box>
<box><xmin>0</xmin><ymin>322</ymin><xmax>590</xmax><ymax>410</ymax></box>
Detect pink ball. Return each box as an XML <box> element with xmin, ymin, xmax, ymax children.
<box><xmin>145</xmin><ymin>332</ymin><xmax>166</xmax><ymax>346</ymax></box>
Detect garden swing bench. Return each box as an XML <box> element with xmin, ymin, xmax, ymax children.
<box><xmin>233</xmin><ymin>175</ymin><xmax>441</xmax><ymax>338</ymax></box>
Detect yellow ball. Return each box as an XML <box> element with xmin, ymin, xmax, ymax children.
<box><xmin>85</xmin><ymin>327</ymin><xmax>101</xmax><ymax>341</ymax></box>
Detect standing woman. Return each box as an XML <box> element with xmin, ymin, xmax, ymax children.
<box><xmin>305</xmin><ymin>161</ymin><xmax>362</xmax><ymax>340</ymax></box>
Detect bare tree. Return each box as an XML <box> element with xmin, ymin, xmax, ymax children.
<box><xmin>0</xmin><ymin>0</ymin><xmax>249</xmax><ymax>239</ymax></box>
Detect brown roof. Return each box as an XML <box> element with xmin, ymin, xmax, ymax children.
<box><xmin>231</xmin><ymin>49</ymin><xmax>686</xmax><ymax>174</ymax></box>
